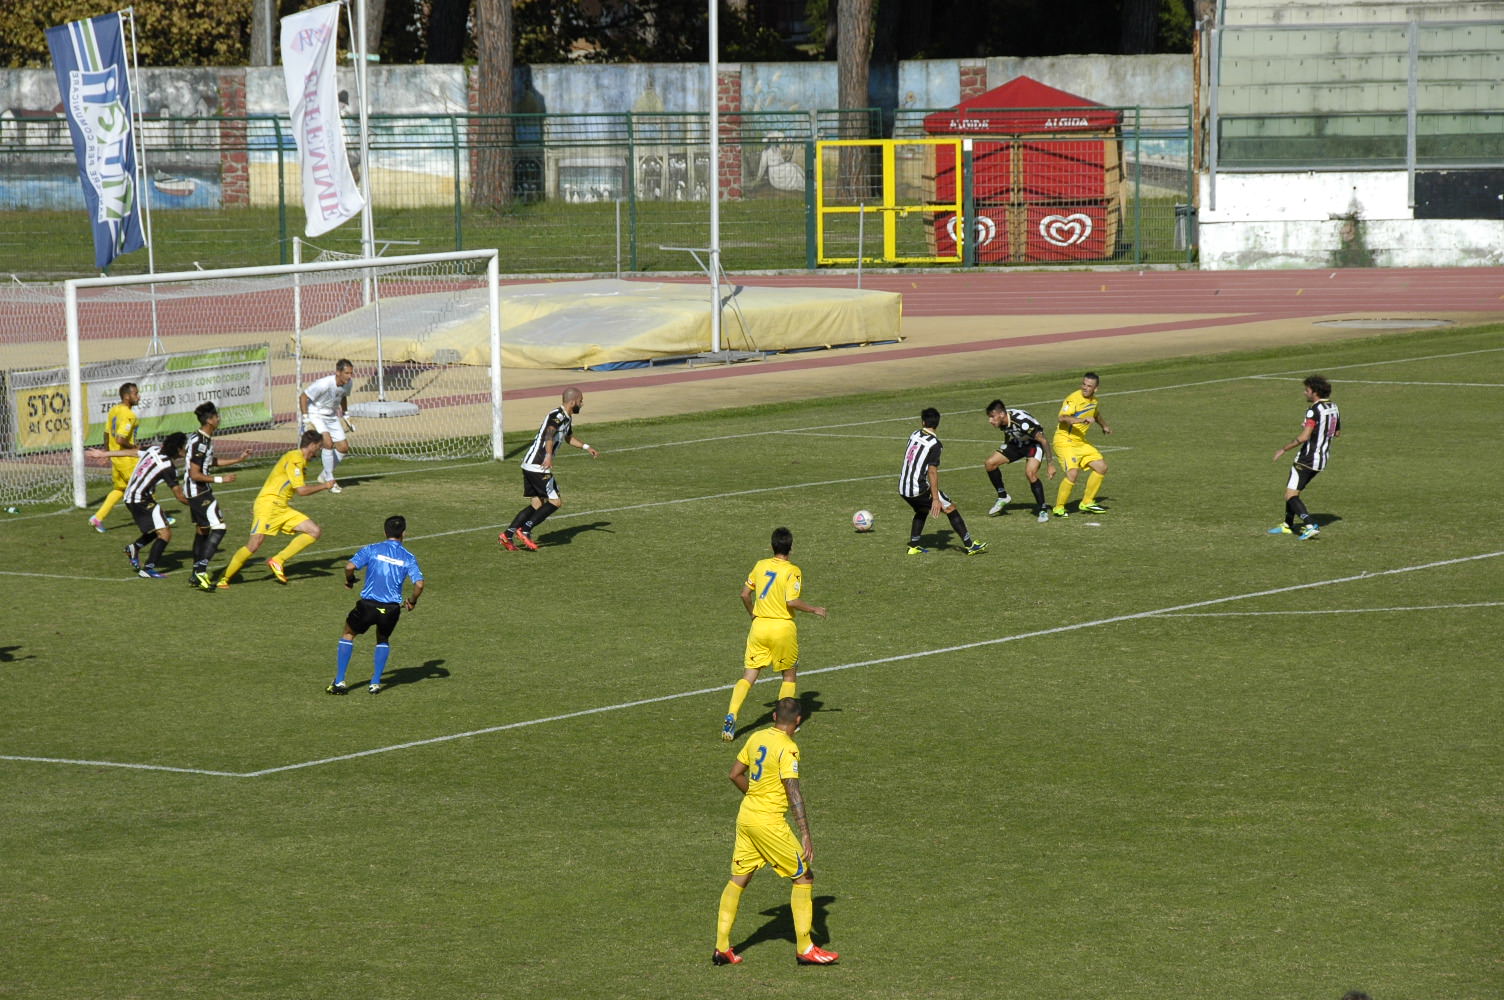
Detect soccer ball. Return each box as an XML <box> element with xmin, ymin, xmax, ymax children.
<box><xmin>852</xmin><ymin>509</ymin><xmax>874</xmax><ymax>532</ymax></box>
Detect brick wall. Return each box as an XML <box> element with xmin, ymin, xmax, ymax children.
<box><xmin>959</xmin><ymin>61</ymin><xmax>988</xmax><ymax>100</ymax></box>
<box><xmin>717</xmin><ymin>66</ymin><xmax>743</xmax><ymax>199</ymax></box>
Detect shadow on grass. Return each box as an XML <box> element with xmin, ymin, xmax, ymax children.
<box><xmin>731</xmin><ymin>690</ymin><xmax>836</xmax><ymax>742</ymax></box>
<box><xmin>276</xmin><ymin>554</ymin><xmax>350</xmax><ymax>583</ymax></box>
<box><xmin>918</xmin><ymin>528</ymin><xmax>955</xmax><ymax>551</ymax></box>
<box><xmin>361</xmin><ymin>658</ymin><xmax>450</xmax><ymax>691</ymax></box>
<box><xmin>539</xmin><ymin>520</ymin><xmax>613</xmax><ymax>546</ymax></box>
<box><xmin>733</xmin><ymin>894</ymin><xmax>838</xmax><ymax>956</ymax></box>
<box><xmin>0</xmin><ymin>645</ymin><xmax>33</xmax><ymax>662</ymax></box>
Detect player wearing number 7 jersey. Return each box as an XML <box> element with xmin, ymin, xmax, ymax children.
<box><xmin>722</xmin><ymin>527</ymin><xmax>827</xmax><ymax>742</ymax></box>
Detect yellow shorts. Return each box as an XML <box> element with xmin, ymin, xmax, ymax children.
<box><xmin>1055</xmin><ymin>441</ymin><xmax>1103</xmax><ymax>473</ymax></box>
<box><xmin>250</xmin><ymin>499</ymin><xmax>310</xmax><ymax>537</ymax></box>
<box><xmin>731</xmin><ymin>817</ymin><xmax>806</xmax><ymax>879</ymax></box>
<box><xmin>110</xmin><ymin>456</ymin><xmax>135</xmax><ymax>490</ymax></box>
<box><xmin>744</xmin><ymin>617</ymin><xmax>798</xmax><ymax>673</ymax></box>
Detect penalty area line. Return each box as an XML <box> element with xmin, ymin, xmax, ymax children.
<box><xmin>5</xmin><ymin>549</ymin><xmax>1495</xmax><ymax>779</ymax></box>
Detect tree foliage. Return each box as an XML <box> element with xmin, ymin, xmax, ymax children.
<box><xmin>0</xmin><ymin>0</ymin><xmax>1194</xmax><ymax>70</ymax></box>
<box><xmin>0</xmin><ymin>0</ymin><xmax>253</xmax><ymax>69</ymax></box>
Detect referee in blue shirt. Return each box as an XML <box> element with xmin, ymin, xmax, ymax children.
<box><xmin>327</xmin><ymin>515</ymin><xmax>425</xmax><ymax>695</ymax></box>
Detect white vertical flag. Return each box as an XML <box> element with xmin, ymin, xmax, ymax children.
<box><xmin>280</xmin><ymin>2</ymin><xmax>363</xmax><ymax>237</ymax></box>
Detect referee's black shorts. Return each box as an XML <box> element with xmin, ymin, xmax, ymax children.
<box><xmin>346</xmin><ymin>598</ymin><xmax>402</xmax><ymax>641</ymax></box>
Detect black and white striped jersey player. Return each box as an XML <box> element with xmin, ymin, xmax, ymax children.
<box><xmin>984</xmin><ymin>399</ymin><xmax>1057</xmax><ymax>522</ymax></box>
<box><xmin>499</xmin><ymin>386</ymin><xmax>600</xmax><ymax>551</ymax></box>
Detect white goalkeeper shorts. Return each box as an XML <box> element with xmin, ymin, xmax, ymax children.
<box><xmin>306</xmin><ymin>410</ymin><xmax>347</xmax><ymax>444</ymax></box>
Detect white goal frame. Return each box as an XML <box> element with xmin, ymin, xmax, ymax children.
<box><xmin>64</xmin><ymin>249</ymin><xmax>502</xmax><ymax>508</ymax></box>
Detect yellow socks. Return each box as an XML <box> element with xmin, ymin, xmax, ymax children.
<box><xmin>791</xmin><ymin>882</ymin><xmax>814</xmax><ymax>953</ymax></box>
<box><xmin>726</xmin><ymin>678</ymin><xmax>753</xmax><ymax>720</ymax></box>
<box><xmin>778</xmin><ymin>680</ymin><xmax>796</xmax><ymax>702</ymax></box>
<box><xmin>1083</xmin><ymin>470</ymin><xmax>1105</xmax><ymax>505</ymax></box>
<box><xmin>271</xmin><ymin>532</ymin><xmax>316</xmax><ymax>565</ymax></box>
<box><xmin>93</xmin><ymin>488</ymin><xmax>123</xmax><ymax>521</ymax></box>
<box><xmin>1055</xmin><ymin>477</ymin><xmax>1076</xmax><ymax>510</ymax></box>
<box><xmin>221</xmin><ymin>546</ymin><xmax>253</xmax><ymax>583</ymax></box>
<box><xmin>715</xmin><ymin>880</ymin><xmax>744</xmax><ymax>952</ymax></box>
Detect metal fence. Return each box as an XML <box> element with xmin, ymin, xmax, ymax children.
<box><xmin>0</xmin><ymin>105</ymin><xmax>1190</xmax><ymax>279</ymax></box>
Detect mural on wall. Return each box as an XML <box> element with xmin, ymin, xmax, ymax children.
<box><xmin>0</xmin><ymin>58</ymin><xmax>1189</xmax><ymax>212</ymax></box>
<box><xmin>0</xmin><ymin>67</ymin><xmax>223</xmax><ymax>211</ymax></box>
<box><xmin>245</xmin><ymin>65</ymin><xmax>470</xmax><ymax>213</ymax></box>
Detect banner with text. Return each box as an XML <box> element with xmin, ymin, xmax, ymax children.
<box><xmin>280</xmin><ymin>2</ymin><xmax>364</xmax><ymax>238</ymax></box>
<box><xmin>3</xmin><ymin>345</ymin><xmax>272</xmax><ymax>455</ymax></box>
<box><xmin>44</xmin><ymin>11</ymin><xmax>146</xmax><ymax>271</ymax></box>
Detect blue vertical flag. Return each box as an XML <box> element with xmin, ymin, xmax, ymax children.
<box><xmin>45</xmin><ymin>11</ymin><xmax>146</xmax><ymax>271</ymax></box>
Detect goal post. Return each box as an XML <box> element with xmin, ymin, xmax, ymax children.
<box><xmin>0</xmin><ymin>249</ymin><xmax>501</xmax><ymax>510</ymax></box>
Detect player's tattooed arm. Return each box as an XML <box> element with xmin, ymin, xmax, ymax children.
<box><xmin>784</xmin><ymin>778</ymin><xmax>810</xmax><ymax>837</ymax></box>
<box><xmin>785</xmin><ymin>777</ymin><xmax>814</xmax><ymax>861</ymax></box>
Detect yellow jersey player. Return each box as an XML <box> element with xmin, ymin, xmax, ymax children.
<box><xmin>1051</xmin><ymin>371</ymin><xmax>1113</xmax><ymax>516</ymax></box>
<box><xmin>217</xmin><ymin>429</ymin><xmax>335</xmax><ymax>587</ymax></box>
<box><xmin>88</xmin><ymin>382</ymin><xmax>140</xmax><ymax>531</ymax></box>
<box><xmin>712</xmin><ymin>697</ymin><xmax>839</xmax><ymax>967</ymax></box>
<box><xmin>723</xmin><ymin>527</ymin><xmax>827</xmax><ymax>741</ymax></box>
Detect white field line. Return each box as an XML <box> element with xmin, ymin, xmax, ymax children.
<box><xmin>1250</xmin><ymin>377</ymin><xmax>1504</xmax><ymax>388</ymax></box>
<box><xmin>604</xmin><ymin>342</ymin><xmax>1504</xmax><ymax>451</ymax></box>
<box><xmin>0</xmin><ymin>446</ymin><xmax>1131</xmax><ymax>579</ymax></box>
<box><xmin>1158</xmin><ymin>601</ymin><xmax>1503</xmax><ymax>617</ymax></box>
<box><xmin>4</xmin><ymin>550</ymin><xmax>1498</xmax><ymax>779</ymax></box>
<box><xmin>7</xmin><ymin>343</ymin><xmax>1500</xmax><ymax>526</ymax></box>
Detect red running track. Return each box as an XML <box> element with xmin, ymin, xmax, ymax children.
<box><xmin>712</xmin><ymin>266</ymin><xmax>1504</xmax><ymax>316</ymax></box>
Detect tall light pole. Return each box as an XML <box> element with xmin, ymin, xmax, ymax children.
<box><xmin>707</xmin><ymin>0</ymin><xmax>722</xmax><ymax>353</ymax></box>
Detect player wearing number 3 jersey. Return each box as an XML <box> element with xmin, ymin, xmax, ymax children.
<box><xmin>711</xmin><ymin>698</ymin><xmax>839</xmax><ymax>967</ymax></box>
<box><xmin>721</xmin><ymin>527</ymin><xmax>827</xmax><ymax>742</ymax></box>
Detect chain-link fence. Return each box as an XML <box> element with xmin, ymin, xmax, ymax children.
<box><xmin>1</xmin><ymin>104</ymin><xmax>1190</xmax><ymax>279</ymax></box>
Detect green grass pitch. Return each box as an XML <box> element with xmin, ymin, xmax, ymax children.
<box><xmin>2</xmin><ymin>325</ymin><xmax>1501</xmax><ymax>999</ymax></box>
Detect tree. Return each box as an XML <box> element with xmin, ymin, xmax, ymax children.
<box><xmin>425</xmin><ymin>0</ymin><xmax>472</xmax><ymax>63</ymax></box>
<box><xmin>835</xmin><ymin>0</ymin><xmax>875</xmax><ymax>197</ymax></box>
<box><xmin>250</xmin><ymin>0</ymin><xmax>275</xmax><ymax>67</ymax></box>
<box><xmin>1119</xmin><ymin>0</ymin><xmax>1159</xmax><ymax>54</ymax></box>
<box><xmin>473</xmin><ymin>0</ymin><xmax>513</xmax><ymax>207</ymax></box>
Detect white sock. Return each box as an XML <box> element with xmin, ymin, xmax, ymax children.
<box><xmin>322</xmin><ymin>448</ymin><xmax>336</xmax><ymax>479</ymax></box>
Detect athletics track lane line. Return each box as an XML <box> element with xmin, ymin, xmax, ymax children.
<box><xmin>2</xmin><ymin>550</ymin><xmax>1498</xmax><ymax>779</ymax></box>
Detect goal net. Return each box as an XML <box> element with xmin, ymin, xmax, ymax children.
<box><xmin>0</xmin><ymin>250</ymin><xmax>501</xmax><ymax>509</ymax></box>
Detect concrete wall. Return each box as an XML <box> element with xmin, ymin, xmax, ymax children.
<box><xmin>1197</xmin><ymin>171</ymin><xmax>1504</xmax><ymax>268</ymax></box>
<box><xmin>1223</xmin><ymin>1</ymin><xmax>1503</xmax><ymax>26</ymax></box>
<box><xmin>0</xmin><ymin>54</ymin><xmax>1188</xmax><ymax>122</ymax></box>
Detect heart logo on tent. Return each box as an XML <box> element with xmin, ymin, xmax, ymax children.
<box><xmin>944</xmin><ymin>214</ymin><xmax>999</xmax><ymax>249</ymax></box>
<box><xmin>1039</xmin><ymin>213</ymin><xmax>1092</xmax><ymax>247</ymax></box>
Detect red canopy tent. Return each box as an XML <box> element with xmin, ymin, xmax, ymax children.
<box><xmin>924</xmin><ymin>75</ymin><xmax>1124</xmax><ymax>262</ymax></box>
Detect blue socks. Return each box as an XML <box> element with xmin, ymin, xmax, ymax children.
<box><xmin>371</xmin><ymin>643</ymin><xmax>391</xmax><ymax>687</ymax></box>
<box><xmin>334</xmin><ymin>638</ymin><xmax>354</xmax><ymax>685</ymax></box>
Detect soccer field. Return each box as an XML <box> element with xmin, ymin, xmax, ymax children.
<box><xmin>2</xmin><ymin>325</ymin><xmax>1501</xmax><ymax>1000</ymax></box>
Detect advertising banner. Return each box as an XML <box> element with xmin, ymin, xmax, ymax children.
<box><xmin>3</xmin><ymin>345</ymin><xmax>273</xmax><ymax>455</ymax></box>
<box><xmin>280</xmin><ymin>2</ymin><xmax>364</xmax><ymax>237</ymax></box>
<box><xmin>44</xmin><ymin>11</ymin><xmax>146</xmax><ymax>271</ymax></box>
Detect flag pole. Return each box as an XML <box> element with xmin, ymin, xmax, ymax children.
<box><xmin>121</xmin><ymin>6</ymin><xmax>163</xmax><ymax>352</ymax></box>
<box><xmin>340</xmin><ymin>0</ymin><xmax>376</xmax><ymax>262</ymax></box>
<box><xmin>341</xmin><ymin>0</ymin><xmax>383</xmax><ymax>394</ymax></box>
